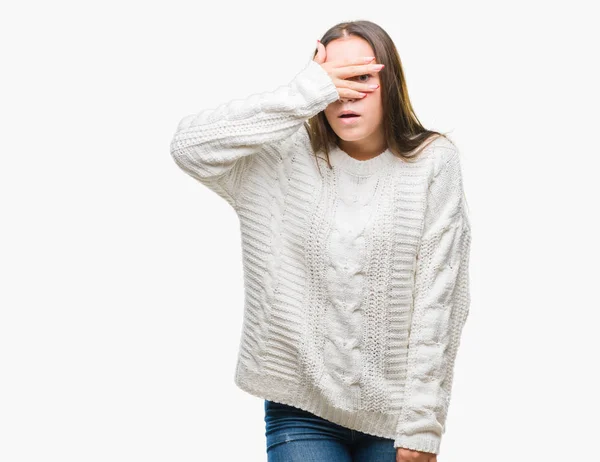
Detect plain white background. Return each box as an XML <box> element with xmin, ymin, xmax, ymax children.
<box><xmin>1</xmin><ymin>1</ymin><xmax>599</xmax><ymax>461</ymax></box>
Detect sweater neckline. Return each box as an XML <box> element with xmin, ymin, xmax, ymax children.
<box><xmin>329</xmin><ymin>144</ymin><xmax>396</xmax><ymax>176</ymax></box>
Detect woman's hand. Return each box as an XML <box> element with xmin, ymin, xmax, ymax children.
<box><xmin>313</xmin><ymin>40</ymin><xmax>384</xmax><ymax>100</ymax></box>
<box><xmin>396</xmin><ymin>447</ymin><xmax>437</xmax><ymax>462</ymax></box>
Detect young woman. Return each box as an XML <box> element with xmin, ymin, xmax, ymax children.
<box><xmin>170</xmin><ymin>20</ymin><xmax>471</xmax><ymax>462</ymax></box>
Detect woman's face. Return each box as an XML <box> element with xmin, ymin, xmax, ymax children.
<box><xmin>323</xmin><ymin>36</ymin><xmax>385</xmax><ymax>151</ymax></box>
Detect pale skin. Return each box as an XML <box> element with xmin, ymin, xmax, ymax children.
<box><xmin>314</xmin><ymin>38</ymin><xmax>438</xmax><ymax>462</ymax></box>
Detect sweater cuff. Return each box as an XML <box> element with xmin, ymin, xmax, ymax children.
<box><xmin>293</xmin><ymin>59</ymin><xmax>340</xmax><ymax>108</ymax></box>
<box><xmin>394</xmin><ymin>432</ymin><xmax>441</xmax><ymax>455</ymax></box>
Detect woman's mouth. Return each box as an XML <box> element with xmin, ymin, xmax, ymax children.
<box><xmin>339</xmin><ymin>114</ymin><xmax>361</xmax><ymax>124</ymax></box>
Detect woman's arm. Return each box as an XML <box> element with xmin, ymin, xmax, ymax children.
<box><xmin>169</xmin><ymin>59</ymin><xmax>339</xmax><ymax>209</ymax></box>
<box><xmin>394</xmin><ymin>144</ymin><xmax>472</xmax><ymax>455</ymax></box>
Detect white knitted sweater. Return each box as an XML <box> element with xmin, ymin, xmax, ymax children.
<box><xmin>170</xmin><ymin>59</ymin><xmax>472</xmax><ymax>455</ymax></box>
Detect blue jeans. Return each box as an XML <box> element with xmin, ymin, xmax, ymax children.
<box><xmin>264</xmin><ymin>399</ymin><xmax>396</xmax><ymax>461</ymax></box>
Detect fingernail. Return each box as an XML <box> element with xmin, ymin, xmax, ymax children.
<box><xmin>364</xmin><ymin>56</ymin><xmax>375</xmax><ymax>62</ymax></box>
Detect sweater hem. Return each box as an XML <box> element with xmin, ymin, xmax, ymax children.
<box><xmin>234</xmin><ymin>360</ymin><xmax>400</xmax><ymax>442</ymax></box>
<box><xmin>394</xmin><ymin>433</ymin><xmax>441</xmax><ymax>454</ymax></box>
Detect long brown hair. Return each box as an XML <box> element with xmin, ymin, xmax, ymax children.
<box><xmin>305</xmin><ymin>20</ymin><xmax>451</xmax><ymax>167</ymax></box>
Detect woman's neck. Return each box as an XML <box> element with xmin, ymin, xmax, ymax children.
<box><xmin>338</xmin><ymin>133</ymin><xmax>387</xmax><ymax>161</ymax></box>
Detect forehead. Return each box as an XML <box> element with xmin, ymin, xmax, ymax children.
<box><xmin>324</xmin><ymin>36</ymin><xmax>375</xmax><ymax>63</ymax></box>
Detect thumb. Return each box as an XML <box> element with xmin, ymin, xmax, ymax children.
<box><xmin>313</xmin><ymin>40</ymin><xmax>326</xmax><ymax>64</ymax></box>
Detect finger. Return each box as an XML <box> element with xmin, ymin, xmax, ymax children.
<box><xmin>335</xmin><ymin>63</ymin><xmax>385</xmax><ymax>79</ymax></box>
<box><xmin>331</xmin><ymin>56</ymin><xmax>377</xmax><ymax>67</ymax></box>
<box><xmin>313</xmin><ymin>40</ymin><xmax>326</xmax><ymax>64</ymax></box>
<box><xmin>336</xmin><ymin>87</ymin><xmax>367</xmax><ymax>100</ymax></box>
<box><xmin>334</xmin><ymin>77</ymin><xmax>378</xmax><ymax>95</ymax></box>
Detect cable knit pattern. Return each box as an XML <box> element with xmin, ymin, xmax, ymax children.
<box><xmin>170</xmin><ymin>58</ymin><xmax>471</xmax><ymax>455</ymax></box>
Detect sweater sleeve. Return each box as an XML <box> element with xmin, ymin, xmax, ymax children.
<box><xmin>393</xmin><ymin>145</ymin><xmax>472</xmax><ymax>455</ymax></box>
<box><xmin>169</xmin><ymin>59</ymin><xmax>339</xmax><ymax>209</ymax></box>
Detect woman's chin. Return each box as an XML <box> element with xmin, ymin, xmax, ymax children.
<box><xmin>334</xmin><ymin>130</ymin><xmax>366</xmax><ymax>142</ymax></box>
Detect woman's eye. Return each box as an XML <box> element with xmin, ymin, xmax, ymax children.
<box><xmin>354</xmin><ymin>74</ymin><xmax>373</xmax><ymax>83</ymax></box>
